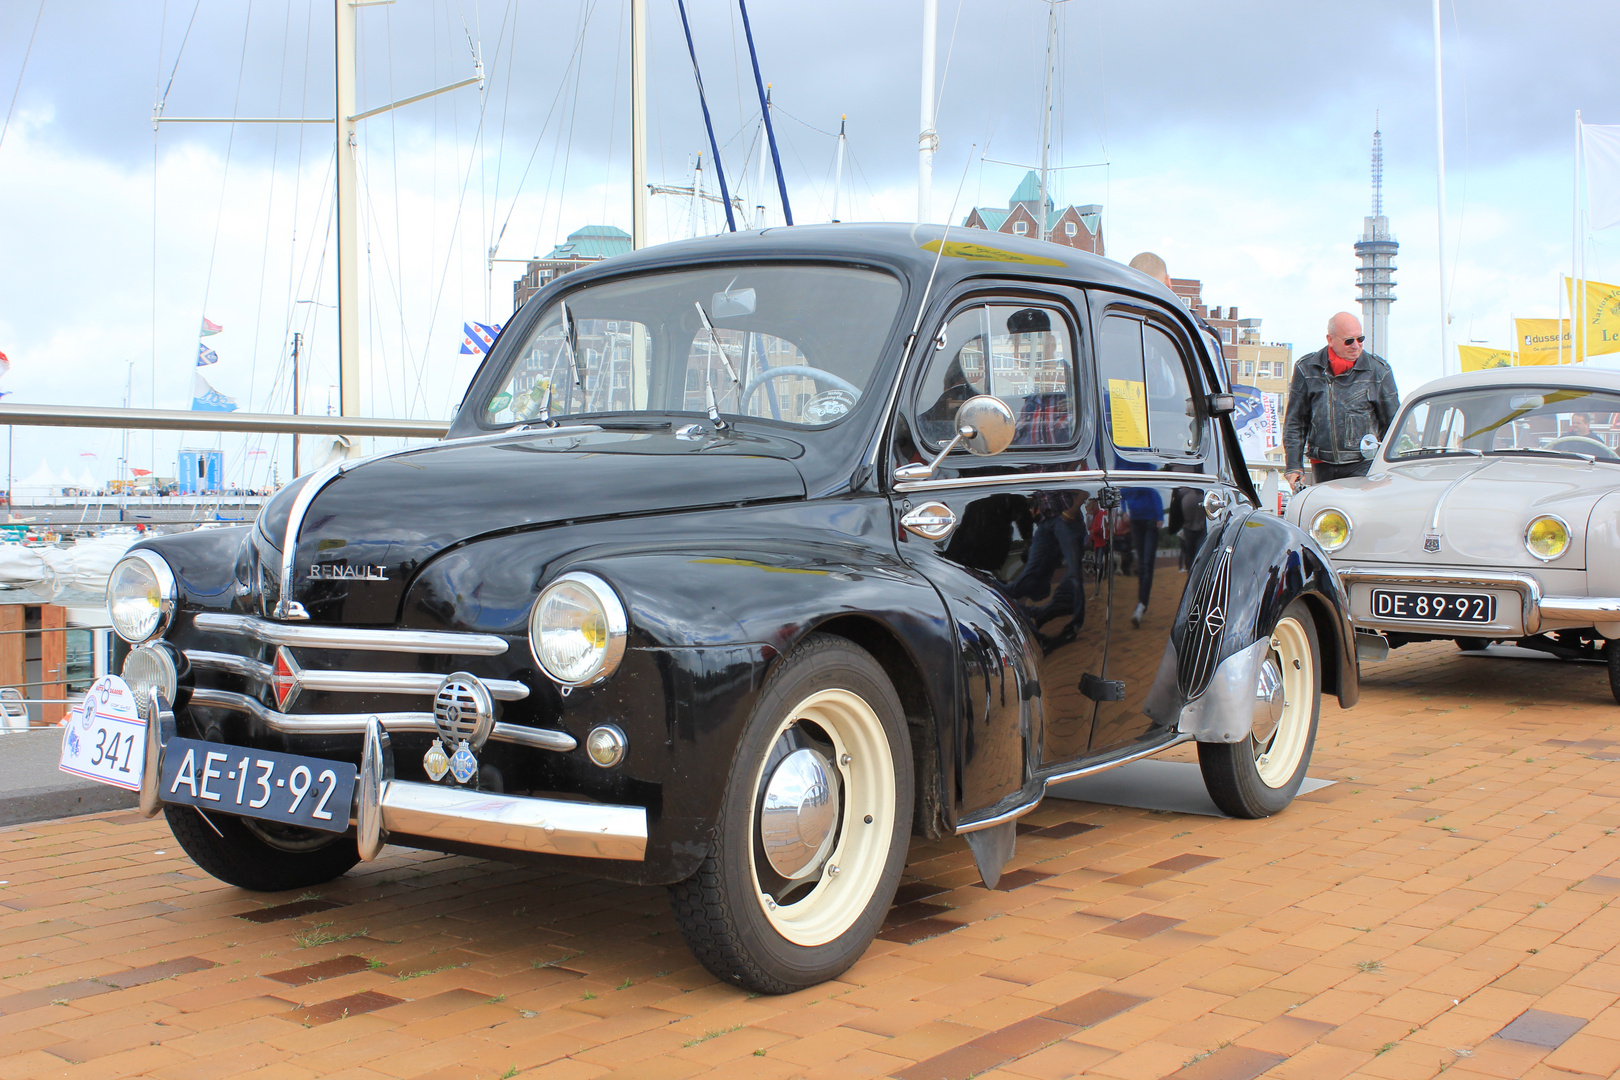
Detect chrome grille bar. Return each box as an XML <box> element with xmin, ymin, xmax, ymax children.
<box><xmin>193</xmin><ymin>613</ymin><xmax>508</xmax><ymax>656</ymax></box>
<box><xmin>189</xmin><ymin>689</ymin><xmax>575</xmax><ymax>752</ymax></box>
<box><xmin>186</xmin><ymin>650</ymin><xmax>529</xmax><ymax>701</ymax></box>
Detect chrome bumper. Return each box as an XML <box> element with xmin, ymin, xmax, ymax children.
<box><xmin>135</xmin><ymin>710</ymin><xmax>646</xmax><ymax>863</ymax></box>
<box><xmin>1337</xmin><ymin>566</ymin><xmax>1620</xmax><ymax>637</ymax></box>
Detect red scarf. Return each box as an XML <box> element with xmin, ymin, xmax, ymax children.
<box><xmin>1327</xmin><ymin>347</ymin><xmax>1356</xmax><ymax>376</ymax></box>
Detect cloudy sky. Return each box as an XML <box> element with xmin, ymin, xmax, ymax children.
<box><xmin>0</xmin><ymin>0</ymin><xmax>1614</xmax><ymax>489</ymax></box>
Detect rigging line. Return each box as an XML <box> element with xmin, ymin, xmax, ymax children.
<box><xmin>199</xmin><ymin>0</ymin><xmax>259</xmax><ymax>327</ymax></box>
<box><xmin>151</xmin><ymin>0</ymin><xmax>173</xmax><ymax>444</ymax></box>
<box><xmin>675</xmin><ymin>0</ymin><xmax>737</xmax><ymax>231</ymax></box>
<box><xmin>771</xmin><ymin>106</ymin><xmax>838</xmax><ymax>139</ymax></box>
<box><xmin>528</xmin><ymin>3</ymin><xmax>589</xmax><ymax>261</ymax></box>
<box><xmin>489</xmin><ymin>0</ymin><xmax>519</xmax><ymax>249</ymax></box>
<box><xmin>600</xmin><ymin>0</ymin><xmax>627</xmax><ymax>229</ymax></box>
<box><xmin>244</xmin><ymin>0</ymin><xmax>299</xmax><ymax>419</ymax></box>
<box><xmin>736</xmin><ymin>0</ymin><xmax>791</xmax><ymax>225</ymax></box>
<box><xmin>544</xmin><ymin>10</ymin><xmax>590</xmax><ymax>283</ymax></box>
<box><xmin>155</xmin><ymin>0</ymin><xmax>204</xmax><ymax>113</ymax></box>
<box><xmin>495</xmin><ymin>0</ymin><xmax>598</xmax><ymax>259</ymax></box>
<box><xmin>1446</xmin><ymin>0</ymin><xmax>1469</xmax><ymax>314</ymax></box>
<box><xmin>275</xmin><ymin>0</ymin><xmax>316</xmax><ymax>410</ymax></box>
<box><xmin>0</xmin><ymin>0</ymin><xmax>44</xmax><ymax>155</ymax></box>
<box><xmin>932</xmin><ymin>0</ymin><xmax>965</xmax><ymax>121</ymax></box>
<box><xmin>381</xmin><ymin>1</ymin><xmax>407</xmax><ymax>407</ymax></box>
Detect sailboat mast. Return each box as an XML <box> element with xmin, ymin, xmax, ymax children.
<box><xmin>1431</xmin><ymin>0</ymin><xmax>1451</xmax><ymax>376</ymax></box>
<box><xmin>755</xmin><ymin>91</ymin><xmax>771</xmax><ymax>228</ymax></box>
<box><xmin>631</xmin><ymin>0</ymin><xmax>648</xmax><ymax>250</ymax></box>
<box><xmin>335</xmin><ymin>0</ymin><xmax>360</xmax><ymax>415</ymax></box>
<box><xmin>918</xmin><ymin>0</ymin><xmax>937</xmax><ymax>223</ymax></box>
<box><xmin>1037</xmin><ymin>0</ymin><xmax>1057</xmax><ymax>243</ymax></box>
<box><xmin>831</xmin><ymin>117</ymin><xmax>846</xmax><ymax>223</ymax></box>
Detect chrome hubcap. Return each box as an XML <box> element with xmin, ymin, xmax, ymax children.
<box><xmin>1251</xmin><ymin>653</ymin><xmax>1285</xmax><ymax>747</ymax></box>
<box><xmin>760</xmin><ymin>746</ymin><xmax>841</xmax><ymax>881</ymax></box>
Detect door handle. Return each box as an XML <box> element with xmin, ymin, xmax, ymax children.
<box><xmin>1080</xmin><ymin>672</ymin><xmax>1125</xmax><ymax>702</ymax></box>
<box><xmin>900</xmin><ymin>501</ymin><xmax>958</xmax><ymax>540</ymax></box>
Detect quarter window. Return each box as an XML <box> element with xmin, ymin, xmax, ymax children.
<box><xmin>916</xmin><ymin>304</ymin><xmax>1076</xmax><ymax>448</ymax></box>
<box><xmin>1097</xmin><ymin>313</ymin><xmax>1201</xmax><ymax>457</ymax></box>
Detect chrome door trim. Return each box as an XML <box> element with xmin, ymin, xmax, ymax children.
<box><xmin>895</xmin><ymin>468</ymin><xmax>1231</xmax><ymax>496</ymax></box>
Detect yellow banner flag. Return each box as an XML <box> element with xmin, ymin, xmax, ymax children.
<box><xmin>1564</xmin><ymin>278</ymin><xmax>1620</xmax><ymax>356</ymax></box>
<box><xmin>1458</xmin><ymin>345</ymin><xmax>1515</xmax><ymax>372</ymax></box>
<box><xmin>1516</xmin><ymin>318</ymin><xmax>1574</xmax><ymax>365</ymax></box>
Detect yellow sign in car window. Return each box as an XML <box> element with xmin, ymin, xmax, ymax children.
<box><xmin>920</xmin><ymin>240</ymin><xmax>1066</xmax><ymax>267</ymax></box>
<box><xmin>1108</xmin><ymin>379</ymin><xmax>1149</xmax><ymax>448</ymax></box>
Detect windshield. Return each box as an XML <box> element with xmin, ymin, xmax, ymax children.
<box><xmin>1386</xmin><ymin>385</ymin><xmax>1620</xmax><ymax>461</ymax></box>
<box><xmin>479</xmin><ymin>263</ymin><xmax>904</xmax><ymax>429</ymax></box>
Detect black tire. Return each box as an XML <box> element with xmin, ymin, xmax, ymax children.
<box><xmin>668</xmin><ymin>633</ymin><xmax>913</xmax><ymax>994</ymax></box>
<box><xmin>164</xmin><ymin>804</ymin><xmax>360</xmax><ymax>892</ymax></box>
<box><xmin>1455</xmin><ymin>637</ymin><xmax>1489</xmax><ymax>652</ymax></box>
<box><xmin>1607</xmin><ymin>641</ymin><xmax>1620</xmax><ymax>706</ymax></box>
<box><xmin>1198</xmin><ymin>599</ymin><xmax>1322</xmax><ymax>818</ymax></box>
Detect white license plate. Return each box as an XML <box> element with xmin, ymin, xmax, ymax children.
<box><xmin>161</xmin><ymin>737</ymin><xmax>357</xmax><ymax>833</ymax></box>
<box><xmin>1370</xmin><ymin>589</ymin><xmax>1495</xmax><ymax>623</ymax></box>
<box><xmin>59</xmin><ymin>675</ymin><xmax>145</xmax><ymax>792</ymax></box>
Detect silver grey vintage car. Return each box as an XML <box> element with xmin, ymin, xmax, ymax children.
<box><xmin>1286</xmin><ymin>364</ymin><xmax>1620</xmax><ymax>703</ymax></box>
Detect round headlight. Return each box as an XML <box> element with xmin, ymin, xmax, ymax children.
<box><xmin>529</xmin><ymin>572</ymin><xmax>627</xmax><ymax>687</ymax></box>
<box><xmin>107</xmin><ymin>551</ymin><xmax>177</xmax><ymax>643</ymax></box>
<box><xmin>1526</xmin><ymin>515</ymin><xmax>1571</xmax><ymax>561</ymax></box>
<box><xmin>121</xmin><ymin>643</ymin><xmax>178</xmax><ymax>714</ymax></box>
<box><xmin>1310</xmin><ymin>508</ymin><xmax>1352</xmax><ymax>552</ymax></box>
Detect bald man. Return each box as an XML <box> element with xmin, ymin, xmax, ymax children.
<box><xmin>1283</xmin><ymin>312</ymin><xmax>1399</xmax><ymax>489</ymax></box>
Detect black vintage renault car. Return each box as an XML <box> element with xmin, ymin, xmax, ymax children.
<box><xmin>104</xmin><ymin>225</ymin><xmax>1356</xmax><ymax>993</ymax></box>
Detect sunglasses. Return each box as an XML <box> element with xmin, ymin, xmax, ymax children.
<box><xmin>1342</xmin><ymin>336</ymin><xmax>1365</xmax><ymax>346</ymax></box>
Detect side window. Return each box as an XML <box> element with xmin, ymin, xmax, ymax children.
<box><xmin>915</xmin><ymin>303</ymin><xmax>1076</xmax><ymax>448</ymax></box>
<box><xmin>1098</xmin><ymin>313</ymin><xmax>1201</xmax><ymax>457</ymax></box>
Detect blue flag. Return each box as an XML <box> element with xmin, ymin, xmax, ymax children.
<box><xmin>191</xmin><ymin>372</ymin><xmax>237</xmax><ymax>412</ymax></box>
<box><xmin>197</xmin><ymin>342</ymin><xmax>218</xmax><ymax>367</ymax></box>
<box><xmin>459</xmin><ymin>321</ymin><xmax>502</xmax><ymax>356</ymax></box>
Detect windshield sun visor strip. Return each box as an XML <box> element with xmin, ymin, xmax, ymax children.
<box><xmin>193</xmin><ymin>613</ymin><xmax>509</xmax><ymax>656</ymax></box>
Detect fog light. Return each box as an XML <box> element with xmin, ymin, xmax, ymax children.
<box><xmin>1310</xmin><ymin>508</ymin><xmax>1352</xmax><ymax>551</ymax></box>
<box><xmin>121</xmin><ymin>643</ymin><xmax>178</xmax><ymax>714</ymax></box>
<box><xmin>585</xmin><ymin>724</ymin><xmax>627</xmax><ymax>768</ymax></box>
<box><xmin>1525</xmin><ymin>515</ymin><xmax>1570</xmax><ymax>561</ymax></box>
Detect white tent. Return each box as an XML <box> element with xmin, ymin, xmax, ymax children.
<box><xmin>13</xmin><ymin>458</ymin><xmax>60</xmax><ymax>497</ymax></box>
<box><xmin>72</xmin><ymin>466</ymin><xmax>97</xmax><ymax>491</ymax></box>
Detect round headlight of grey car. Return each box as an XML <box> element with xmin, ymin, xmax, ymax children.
<box><xmin>529</xmin><ymin>572</ymin><xmax>627</xmax><ymax>687</ymax></box>
<box><xmin>107</xmin><ymin>551</ymin><xmax>177</xmax><ymax>644</ymax></box>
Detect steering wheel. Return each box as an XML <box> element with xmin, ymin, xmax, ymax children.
<box><xmin>1547</xmin><ymin>435</ymin><xmax>1617</xmax><ymax>459</ymax></box>
<box><xmin>741</xmin><ymin>366</ymin><xmax>861</xmax><ymax>405</ymax></box>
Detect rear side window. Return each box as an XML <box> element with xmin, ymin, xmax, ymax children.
<box><xmin>915</xmin><ymin>303</ymin><xmax>1077</xmax><ymax>448</ymax></box>
<box><xmin>1098</xmin><ymin>313</ymin><xmax>1201</xmax><ymax>458</ymax></box>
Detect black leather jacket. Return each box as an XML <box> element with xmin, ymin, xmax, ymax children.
<box><xmin>1283</xmin><ymin>347</ymin><xmax>1400</xmax><ymax>470</ymax></box>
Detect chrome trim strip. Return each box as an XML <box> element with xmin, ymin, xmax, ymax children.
<box><xmin>1337</xmin><ymin>567</ymin><xmax>1544</xmax><ymax>634</ymax></box>
<box><xmin>894</xmin><ymin>468</ymin><xmax>1229</xmax><ymax>496</ymax></box>
<box><xmin>953</xmin><ymin>733</ymin><xmax>1191</xmax><ymax>835</ymax></box>
<box><xmin>193</xmin><ymin>613</ymin><xmax>508</xmax><ymax>656</ymax></box>
<box><xmin>189</xmin><ymin>688</ymin><xmax>576</xmax><ymax>752</ymax></box>
<box><xmin>357</xmin><ymin>717</ymin><xmax>391</xmax><ymax>862</ymax></box>
<box><xmin>378</xmin><ymin>777</ymin><xmax>647</xmax><ymax>861</ymax></box>
<box><xmin>185</xmin><ymin>649</ymin><xmax>529</xmax><ymax>701</ymax></box>
<box><xmin>1539</xmin><ymin>596</ymin><xmax>1620</xmax><ymax>621</ymax></box>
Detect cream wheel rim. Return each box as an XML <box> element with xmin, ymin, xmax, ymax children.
<box><xmin>1254</xmin><ymin>617</ymin><xmax>1312</xmax><ymax>788</ymax></box>
<box><xmin>748</xmin><ymin>688</ymin><xmax>895</xmax><ymax>947</ymax></box>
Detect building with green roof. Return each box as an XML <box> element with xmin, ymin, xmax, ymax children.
<box><xmin>513</xmin><ymin>225</ymin><xmax>634</xmax><ymax>311</ymax></box>
<box><xmin>962</xmin><ymin>171</ymin><xmax>1103</xmax><ymax>256</ymax></box>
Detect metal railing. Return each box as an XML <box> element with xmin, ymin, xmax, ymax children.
<box><xmin>0</xmin><ymin>403</ymin><xmax>449</xmax><ymax>438</ymax></box>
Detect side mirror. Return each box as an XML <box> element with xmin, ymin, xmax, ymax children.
<box><xmin>894</xmin><ymin>395</ymin><xmax>1016</xmax><ymax>483</ymax></box>
<box><xmin>1359</xmin><ymin>433</ymin><xmax>1380</xmax><ymax>460</ymax></box>
<box><xmin>1206</xmin><ymin>393</ymin><xmax>1236</xmax><ymax>416</ymax></box>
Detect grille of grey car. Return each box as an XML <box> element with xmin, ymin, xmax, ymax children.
<box><xmin>1178</xmin><ymin>543</ymin><xmax>1232</xmax><ymax>699</ymax></box>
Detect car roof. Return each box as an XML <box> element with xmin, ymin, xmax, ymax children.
<box><xmin>1407</xmin><ymin>362</ymin><xmax>1620</xmax><ymax>399</ymax></box>
<box><xmin>555</xmin><ymin>222</ymin><xmax>1180</xmax><ymax>306</ymax></box>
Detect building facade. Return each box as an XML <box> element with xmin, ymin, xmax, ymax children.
<box><xmin>513</xmin><ymin>225</ymin><xmax>634</xmax><ymax>311</ymax></box>
<box><xmin>962</xmin><ymin>171</ymin><xmax>1104</xmax><ymax>256</ymax></box>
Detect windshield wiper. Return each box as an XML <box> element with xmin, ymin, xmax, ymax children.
<box><xmin>557</xmin><ymin>301</ymin><xmax>587</xmax><ymax>414</ymax></box>
<box><xmin>693</xmin><ymin>301</ymin><xmax>741</xmax><ymax>430</ymax></box>
<box><xmin>1396</xmin><ymin>445</ymin><xmax>1482</xmax><ymax>459</ymax></box>
<box><xmin>1488</xmin><ymin>446</ymin><xmax>1598</xmax><ymax>463</ymax></box>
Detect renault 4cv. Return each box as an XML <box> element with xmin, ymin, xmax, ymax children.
<box><xmin>98</xmin><ymin>225</ymin><xmax>1356</xmax><ymax>993</ymax></box>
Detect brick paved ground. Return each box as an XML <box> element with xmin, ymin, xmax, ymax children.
<box><xmin>3</xmin><ymin>640</ymin><xmax>1618</xmax><ymax>1080</ymax></box>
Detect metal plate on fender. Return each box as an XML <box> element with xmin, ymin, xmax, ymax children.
<box><xmin>1369</xmin><ymin>589</ymin><xmax>1495</xmax><ymax>624</ymax></box>
<box><xmin>161</xmin><ymin>737</ymin><xmax>356</xmax><ymax>833</ymax></box>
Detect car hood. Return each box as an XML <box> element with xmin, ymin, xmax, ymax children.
<box><xmin>257</xmin><ymin>425</ymin><xmax>808</xmax><ymax>624</ymax></box>
<box><xmin>1304</xmin><ymin>455</ymin><xmax>1613</xmax><ymax>569</ymax></box>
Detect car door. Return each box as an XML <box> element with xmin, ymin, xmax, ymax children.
<box><xmin>887</xmin><ymin>286</ymin><xmax>1109</xmax><ymax>824</ymax></box>
<box><xmin>1089</xmin><ymin>295</ymin><xmax>1226</xmax><ymax>755</ymax></box>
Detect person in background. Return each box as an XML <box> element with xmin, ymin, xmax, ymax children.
<box><xmin>1166</xmin><ymin>482</ymin><xmax>1208</xmax><ymax>572</ymax></box>
<box><xmin>1121</xmin><ymin>486</ymin><xmax>1163</xmax><ymax>628</ymax></box>
<box><xmin>1283</xmin><ymin>312</ymin><xmax>1399</xmax><ymax>490</ymax></box>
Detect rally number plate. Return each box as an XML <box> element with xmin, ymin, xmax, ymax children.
<box><xmin>161</xmin><ymin>738</ymin><xmax>357</xmax><ymax>834</ymax></box>
<box><xmin>1369</xmin><ymin>589</ymin><xmax>1496</xmax><ymax>624</ymax></box>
